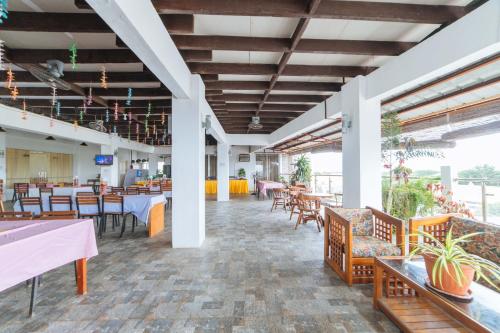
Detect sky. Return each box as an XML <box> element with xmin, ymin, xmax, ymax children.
<box><xmin>310</xmin><ymin>132</ymin><xmax>500</xmax><ymax>176</ymax></box>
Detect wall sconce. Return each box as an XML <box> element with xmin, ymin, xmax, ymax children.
<box><xmin>202</xmin><ymin>115</ymin><xmax>211</xmax><ymax>130</ymax></box>
<box><xmin>341</xmin><ymin>113</ymin><xmax>352</xmax><ymax>134</ymax></box>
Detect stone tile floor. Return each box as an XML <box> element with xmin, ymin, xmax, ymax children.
<box><xmin>0</xmin><ymin>196</ymin><xmax>397</xmax><ymax>333</ymax></box>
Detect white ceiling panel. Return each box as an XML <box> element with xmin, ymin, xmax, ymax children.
<box><xmin>0</xmin><ymin>31</ymin><xmax>118</xmax><ymax>49</ymax></box>
<box><xmin>278</xmin><ymin>76</ymin><xmax>345</xmax><ymax>83</ymax></box>
<box><xmin>194</xmin><ymin>15</ymin><xmax>299</xmax><ymax>38</ymax></box>
<box><xmin>212</xmin><ymin>51</ymin><xmax>282</xmax><ymax>64</ymax></box>
<box><xmin>303</xmin><ymin>19</ymin><xmax>438</xmax><ymax>42</ymax></box>
<box><xmin>288</xmin><ymin>53</ymin><xmax>392</xmax><ymax>66</ymax></box>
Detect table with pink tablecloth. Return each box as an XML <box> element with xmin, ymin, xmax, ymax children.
<box><xmin>0</xmin><ymin>219</ymin><xmax>98</xmax><ymax>293</ymax></box>
<box><xmin>256</xmin><ymin>180</ymin><xmax>285</xmax><ymax>199</ymax></box>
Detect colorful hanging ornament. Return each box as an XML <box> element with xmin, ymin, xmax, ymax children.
<box><xmin>161</xmin><ymin>110</ymin><xmax>165</xmax><ymax>125</ymax></box>
<box><xmin>113</xmin><ymin>125</ymin><xmax>117</xmax><ymax>133</ymax></box>
<box><xmin>56</xmin><ymin>101</ymin><xmax>61</xmax><ymax>117</ymax></box>
<box><xmin>73</xmin><ymin>120</ymin><xmax>78</xmax><ymax>130</ymax></box>
<box><xmin>100</xmin><ymin>66</ymin><xmax>107</xmax><ymax>89</ymax></box>
<box><xmin>146</xmin><ymin>102</ymin><xmax>152</xmax><ymax>117</ymax></box>
<box><xmin>153</xmin><ymin>122</ymin><xmax>157</xmax><ymax>135</ymax></box>
<box><xmin>105</xmin><ymin>109</ymin><xmax>109</xmax><ymax>123</ymax></box>
<box><xmin>6</xmin><ymin>67</ymin><xmax>14</xmax><ymax>89</ymax></box>
<box><xmin>128</xmin><ymin>125</ymin><xmax>131</xmax><ymax>140</ymax></box>
<box><xmin>87</xmin><ymin>87</ymin><xmax>92</xmax><ymax>106</ymax></box>
<box><xmin>128</xmin><ymin>112</ymin><xmax>132</xmax><ymax>125</ymax></box>
<box><xmin>0</xmin><ymin>40</ymin><xmax>4</xmax><ymax>70</ymax></box>
<box><xmin>114</xmin><ymin>101</ymin><xmax>119</xmax><ymax>121</ymax></box>
<box><xmin>126</xmin><ymin>88</ymin><xmax>133</xmax><ymax>106</ymax></box>
<box><xmin>10</xmin><ymin>85</ymin><xmax>18</xmax><ymax>100</ymax></box>
<box><xmin>123</xmin><ymin>112</ymin><xmax>127</xmax><ymax>121</ymax></box>
<box><xmin>0</xmin><ymin>0</ymin><xmax>9</xmax><ymax>24</ymax></box>
<box><xmin>69</xmin><ymin>42</ymin><xmax>77</xmax><ymax>70</ymax></box>
<box><xmin>136</xmin><ymin>123</ymin><xmax>139</xmax><ymax>135</ymax></box>
<box><xmin>51</xmin><ymin>86</ymin><xmax>57</xmax><ymax>106</ymax></box>
<box><xmin>82</xmin><ymin>99</ymin><xmax>87</xmax><ymax>114</ymax></box>
<box><xmin>21</xmin><ymin>99</ymin><xmax>27</xmax><ymax>120</ymax></box>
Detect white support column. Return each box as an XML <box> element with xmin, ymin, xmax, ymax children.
<box><xmin>440</xmin><ymin>166</ymin><xmax>453</xmax><ymax>201</ymax></box>
<box><xmin>341</xmin><ymin>76</ymin><xmax>382</xmax><ymax>209</ymax></box>
<box><xmin>100</xmin><ymin>139</ymin><xmax>119</xmax><ymax>187</ymax></box>
<box><xmin>172</xmin><ymin>75</ymin><xmax>205</xmax><ymax>248</ymax></box>
<box><xmin>217</xmin><ymin>142</ymin><xmax>230</xmax><ymax>202</ymax></box>
<box><xmin>148</xmin><ymin>154</ymin><xmax>159</xmax><ymax>177</ymax></box>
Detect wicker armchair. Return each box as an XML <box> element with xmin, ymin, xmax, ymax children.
<box><xmin>324</xmin><ymin>207</ymin><xmax>405</xmax><ymax>286</ymax></box>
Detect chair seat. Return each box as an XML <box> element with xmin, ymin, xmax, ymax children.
<box><xmin>352</xmin><ymin>236</ymin><xmax>401</xmax><ymax>257</ymax></box>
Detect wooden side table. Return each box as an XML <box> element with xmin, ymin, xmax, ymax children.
<box><xmin>373</xmin><ymin>256</ymin><xmax>499</xmax><ymax>333</ymax></box>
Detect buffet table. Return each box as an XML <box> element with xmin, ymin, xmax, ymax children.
<box><xmin>0</xmin><ymin>219</ymin><xmax>98</xmax><ymax>315</ymax></box>
<box><xmin>205</xmin><ymin>179</ymin><xmax>249</xmax><ymax>194</ymax></box>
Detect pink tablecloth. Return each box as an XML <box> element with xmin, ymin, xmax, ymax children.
<box><xmin>257</xmin><ymin>180</ymin><xmax>284</xmax><ymax>197</ymax></box>
<box><xmin>0</xmin><ymin>219</ymin><xmax>98</xmax><ymax>292</ymax></box>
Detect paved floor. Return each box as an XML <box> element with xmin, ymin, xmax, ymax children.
<box><xmin>0</xmin><ymin>196</ymin><xmax>397</xmax><ymax>333</ymax></box>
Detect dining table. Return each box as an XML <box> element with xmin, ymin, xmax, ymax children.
<box><xmin>256</xmin><ymin>180</ymin><xmax>285</xmax><ymax>199</ymax></box>
<box><xmin>0</xmin><ymin>219</ymin><xmax>98</xmax><ymax>316</ymax></box>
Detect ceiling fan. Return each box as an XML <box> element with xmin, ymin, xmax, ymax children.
<box><xmin>16</xmin><ymin>60</ymin><xmax>72</xmax><ymax>90</ymax></box>
<box><xmin>248</xmin><ymin>116</ymin><xmax>263</xmax><ymax>130</ymax></box>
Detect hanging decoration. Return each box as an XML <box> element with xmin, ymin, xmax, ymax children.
<box><xmin>128</xmin><ymin>112</ymin><xmax>132</xmax><ymax>125</ymax></box>
<box><xmin>161</xmin><ymin>110</ymin><xmax>165</xmax><ymax>125</ymax></box>
<box><xmin>82</xmin><ymin>99</ymin><xmax>87</xmax><ymax>114</ymax></box>
<box><xmin>79</xmin><ymin>109</ymin><xmax>84</xmax><ymax>123</ymax></box>
<box><xmin>105</xmin><ymin>109</ymin><xmax>109</xmax><ymax>123</ymax></box>
<box><xmin>126</xmin><ymin>88</ymin><xmax>133</xmax><ymax>106</ymax></box>
<box><xmin>114</xmin><ymin>101</ymin><xmax>119</xmax><ymax>121</ymax></box>
<box><xmin>21</xmin><ymin>100</ymin><xmax>27</xmax><ymax>120</ymax></box>
<box><xmin>136</xmin><ymin>123</ymin><xmax>140</xmax><ymax>142</ymax></box>
<box><xmin>49</xmin><ymin>108</ymin><xmax>54</xmax><ymax>127</ymax></box>
<box><xmin>73</xmin><ymin>120</ymin><xmax>78</xmax><ymax>130</ymax></box>
<box><xmin>123</xmin><ymin>112</ymin><xmax>127</xmax><ymax>121</ymax></box>
<box><xmin>128</xmin><ymin>125</ymin><xmax>131</xmax><ymax>140</ymax></box>
<box><xmin>153</xmin><ymin>122</ymin><xmax>157</xmax><ymax>135</ymax></box>
<box><xmin>10</xmin><ymin>85</ymin><xmax>18</xmax><ymax>100</ymax></box>
<box><xmin>56</xmin><ymin>101</ymin><xmax>61</xmax><ymax>117</ymax></box>
<box><xmin>0</xmin><ymin>40</ymin><xmax>4</xmax><ymax>70</ymax></box>
<box><xmin>86</xmin><ymin>87</ymin><xmax>92</xmax><ymax>106</ymax></box>
<box><xmin>146</xmin><ymin>102</ymin><xmax>152</xmax><ymax>118</ymax></box>
<box><xmin>69</xmin><ymin>42</ymin><xmax>77</xmax><ymax>70</ymax></box>
<box><xmin>100</xmin><ymin>66</ymin><xmax>107</xmax><ymax>89</ymax></box>
<box><xmin>113</xmin><ymin>125</ymin><xmax>117</xmax><ymax>133</ymax></box>
<box><xmin>6</xmin><ymin>67</ymin><xmax>14</xmax><ymax>89</ymax></box>
<box><xmin>51</xmin><ymin>86</ymin><xmax>57</xmax><ymax>106</ymax></box>
<box><xmin>0</xmin><ymin>0</ymin><xmax>9</xmax><ymax>24</ymax></box>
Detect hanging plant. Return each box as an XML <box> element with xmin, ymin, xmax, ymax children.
<box><xmin>69</xmin><ymin>42</ymin><xmax>77</xmax><ymax>70</ymax></box>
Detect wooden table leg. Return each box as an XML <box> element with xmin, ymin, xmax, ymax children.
<box><xmin>75</xmin><ymin>258</ymin><xmax>87</xmax><ymax>295</ymax></box>
<box><xmin>373</xmin><ymin>258</ymin><xmax>383</xmax><ymax>310</ymax></box>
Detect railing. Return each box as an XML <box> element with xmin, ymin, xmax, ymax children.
<box><xmin>280</xmin><ymin>173</ymin><xmax>343</xmax><ymax>194</ymax></box>
<box><xmin>452</xmin><ymin>178</ymin><xmax>500</xmax><ymax>224</ymax></box>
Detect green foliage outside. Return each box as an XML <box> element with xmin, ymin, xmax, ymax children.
<box><xmin>382</xmin><ymin>179</ymin><xmax>436</xmax><ymax>220</ymax></box>
<box><xmin>458</xmin><ymin>164</ymin><xmax>500</xmax><ymax>186</ymax></box>
<box><xmin>292</xmin><ymin>154</ymin><xmax>312</xmax><ymax>184</ymax></box>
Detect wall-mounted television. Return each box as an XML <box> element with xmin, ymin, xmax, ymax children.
<box><xmin>95</xmin><ymin>155</ymin><xmax>114</xmax><ymax>166</ymax></box>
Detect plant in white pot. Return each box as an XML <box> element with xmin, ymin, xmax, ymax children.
<box><xmin>237</xmin><ymin>168</ymin><xmax>246</xmax><ymax>179</ymax></box>
<box><xmin>410</xmin><ymin>226</ymin><xmax>500</xmax><ymax>296</ymax></box>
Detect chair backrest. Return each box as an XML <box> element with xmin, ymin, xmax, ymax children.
<box><xmin>20</xmin><ymin>197</ymin><xmax>43</xmax><ymax>215</ymax></box>
<box><xmin>126</xmin><ymin>188</ymin><xmax>139</xmax><ymax>195</ymax></box>
<box><xmin>38</xmin><ymin>210</ymin><xmax>78</xmax><ymax>220</ymax></box>
<box><xmin>272</xmin><ymin>188</ymin><xmax>289</xmax><ymax>199</ymax></box>
<box><xmin>76</xmin><ymin>191</ymin><xmax>95</xmax><ymax>197</ymax></box>
<box><xmin>111</xmin><ymin>187</ymin><xmax>125</xmax><ymax>194</ymax></box>
<box><xmin>61</xmin><ymin>182</ymin><xmax>73</xmax><ymax>187</ymax></box>
<box><xmin>138</xmin><ymin>187</ymin><xmax>150</xmax><ymax>194</ymax></box>
<box><xmin>0</xmin><ymin>211</ymin><xmax>33</xmax><ymax>221</ymax></box>
<box><xmin>14</xmin><ymin>183</ymin><xmax>29</xmax><ymax>194</ymax></box>
<box><xmin>298</xmin><ymin>193</ymin><xmax>321</xmax><ymax>211</ymax></box>
<box><xmin>39</xmin><ymin>187</ymin><xmax>54</xmax><ymax>196</ymax></box>
<box><xmin>76</xmin><ymin>195</ymin><xmax>101</xmax><ymax>216</ymax></box>
<box><xmin>102</xmin><ymin>194</ymin><xmax>124</xmax><ymax>213</ymax></box>
<box><xmin>49</xmin><ymin>195</ymin><xmax>73</xmax><ymax>211</ymax></box>
<box><xmin>149</xmin><ymin>190</ymin><xmax>162</xmax><ymax>195</ymax></box>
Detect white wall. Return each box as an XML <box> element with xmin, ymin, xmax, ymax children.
<box><xmin>229</xmin><ymin>146</ymin><xmax>256</xmax><ymax>191</ymax></box>
<box><xmin>4</xmin><ymin>131</ymin><xmax>101</xmax><ymax>185</ymax></box>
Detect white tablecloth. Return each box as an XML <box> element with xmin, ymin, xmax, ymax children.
<box><xmin>28</xmin><ymin>186</ymin><xmax>94</xmax><ymax>197</ymax></box>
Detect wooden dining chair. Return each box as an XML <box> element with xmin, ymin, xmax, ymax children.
<box><xmin>101</xmin><ymin>194</ymin><xmax>133</xmax><ymax>237</ymax></box>
<box><xmin>161</xmin><ymin>182</ymin><xmax>172</xmax><ymax>208</ymax></box>
<box><xmin>19</xmin><ymin>197</ymin><xmax>44</xmax><ymax>217</ymax></box>
<box><xmin>38</xmin><ymin>210</ymin><xmax>78</xmax><ymax>220</ymax></box>
<box><xmin>76</xmin><ymin>195</ymin><xmax>102</xmax><ymax>236</ymax></box>
<box><xmin>0</xmin><ymin>211</ymin><xmax>33</xmax><ymax>221</ymax></box>
<box><xmin>76</xmin><ymin>191</ymin><xmax>95</xmax><ymax>197</ymax></box>
<box><xmin>111</xmin><ymin>186</ymin><xmax>125</xmax><ymax>194</ymax></box>
<box><xmin>62</xmin><ymin>182</ymin><xmax>74</xmax><ymax>187</ymax></box>
<box><xmin>149</xmin><ymin>190</ymin><xmax>162</xmax><ymax>195</ymax></box>
<box><xmin>126</xmin><ymin>187</ymin><xmax>138</xmax><ymax>195</ymax></box>
<box><xmin>12</xmin><ymin>183</ymin><xmax>29</xmax><ymax>203</ymax></box>
<box><xmin>296</xmin><ymin>193</ymin><xmax>322</xmax><ymax>232</ymax></box>
<box><xmin>138</xmin><ymin>187</ymin><xmax>150</xmax><ymax>195</ymax></box>
<box><xmin>39</xmin><ymin>187</ymin><xmax>54</xmax><ymax>197</ymax></box>
<box><xmin>271</xmin><ymin>188</ymin><xmax>290</xmax><ymax>212</ymax></box>
<box><xmin>288</xmin><ymin>186</ymin><xmax>307</xmax><ymax>220</ymax></box>
<box><xmin>49</xmin><ymin>195</ymin><xmax>73</xmax><ymax>211</ymax></box>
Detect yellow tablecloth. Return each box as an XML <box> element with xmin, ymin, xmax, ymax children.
<box><xmin>205</xmin><ymin>179</ymin><xmax>249</xmax><ymax>194</ymax></box>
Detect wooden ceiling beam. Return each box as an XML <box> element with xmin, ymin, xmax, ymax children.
<box><xmin>3</xmin><ymin>11</ymin><xmax>195</xmax><ymax>34</ymax></box>
<box><xmin>205</xmin><ymin>80</ymin><xmax>341</xmax><ymax>92</ymax></box>
<box><xmin>152</xmin><ymin>0</ymin><xmax>465</xmax><ymax>24</ymax></box>
<box><xmin>167</xmin><ymin>35</ymin><xmax>415</xmax><ymax>56</ymax></box>
<box><xmin>189</xmin><ymin>62</ymin><xmax>375</xmax><ymax>76</ymax></box>
<box><xmin>6</xmin><ymin>48</ymin><xmax>209</xmax><ymax>63</ymax></box>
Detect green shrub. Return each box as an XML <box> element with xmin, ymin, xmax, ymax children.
<box><xmin>383</xmin><ymin>179</ymin><xmax>435</xmax><ymax>220</ymax></box>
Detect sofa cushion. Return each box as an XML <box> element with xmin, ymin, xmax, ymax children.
<box><xmin>352</xmin><ymin>236</ymin><xmax>402</xmax><ymax>257</ymax></box>
<box><xmin>449</xmin><ymin>216</ymin><xmax>500</xmax><ymax>265</ymax></box>
<box><xmin>333</xmin><ymin>208</ymin><xmax>374</xmax><ymax>236</ymax></box>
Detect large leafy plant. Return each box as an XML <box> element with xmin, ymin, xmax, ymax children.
<box><xmin>410</xmin><ymin>227</ymin><xmax>500</xmax><ymax>290</ymax></box>
<box><xmin>383</xmin><ymin>179</ymin><xmax>435</xmax><ymax>220</ymax></box>
<box><xmin>292</xmin><ymin>154</ymin><xmax>312</xmax><ymax>184</ymax></box>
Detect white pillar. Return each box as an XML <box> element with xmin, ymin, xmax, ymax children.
<box><xmin>217</xmin><ymin>142</ymin><xmax>230</xmax><ymax>201</ymax></box>
<box><xmin>440</xmin><ymin>165</ymin><xmax>453</xmax><ymax>200</ymax></box>
<box><xmin>341</xmin><ymin>76</ymin><xmax>382</xmax><ymax>209</ymax></box>
<box><xmin>149</xmin><ymin>154</ymin><xmax>159</xmax><ymax>177</ymax></box>
<box><xmin>100</xmin><ymin>139</ymin><xmax>119</xmax><ymax>186</ymax></box>
<box><xmin>172</xmin><ymin>75</ymin><xmax>205</xmax><ymax>248</ymax></box>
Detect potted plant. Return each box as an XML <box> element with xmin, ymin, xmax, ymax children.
<box><xmin>237</xmin><ymin>168</ymin><xmax>246</xmax><ymax>179</ymax></box>
<box><xmin>410</xmin><ymin>227</ymin><xmax>500</xmax><ymax>296</ymax></box>
<box><xmin>291</xmin><ymin>155</ymin><xmax>312</xmax><ymax>185</ymax></box>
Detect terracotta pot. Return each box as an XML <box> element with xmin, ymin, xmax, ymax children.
<box><xmin>423</xmin><ymin>253</ymin><xmax>475</xmax><ymax>296</ymax></box>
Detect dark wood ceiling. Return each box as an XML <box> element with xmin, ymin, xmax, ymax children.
<box><xmin>0</xmin><ymin>0</ymin><xmax>477</xmax><ymax>142</ymax></box>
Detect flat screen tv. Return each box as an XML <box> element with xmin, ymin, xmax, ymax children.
<box><xmin>95</xmin><ymin>155</ymin><xmax>114</xmax><ymax>166</ymax></box>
